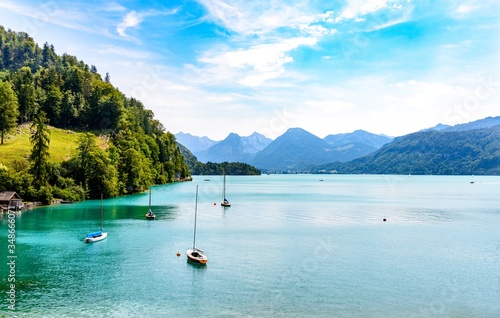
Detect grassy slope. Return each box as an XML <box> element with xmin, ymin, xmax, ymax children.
<box><xmin>0</xmin><ymin>124</ymin><xmax>100</xmax><ymax>168</ymax></box>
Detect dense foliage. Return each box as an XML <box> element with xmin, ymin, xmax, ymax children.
<box><xmin>189</xmin><ymin>161</ymin><xmax>261</xmax><ymax>175</ymax></box>
<box><xmin>0</xmin><ymin>26</ymin><xmax>190</xmax><ymax>203</ymax></box>
<box><xmin>312</xmin><ymin>125</ymin><xmax>500</xmax><ymax>175</ymax></box>
<box><xmin>0</xmin><ymin>80</ymin><xmax>19</xmax><ymax>144</ymax></box>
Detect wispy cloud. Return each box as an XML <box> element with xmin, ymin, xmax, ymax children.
<box><xmin>337</xmin><ymin>0</ymin><xmax>390</xmax><ymax>21</ymax></box>
<box><xmin>198</xmin><ymin>0</ymin><xmax>315</xmax><ymax>35</ymax></box>
<box><xmin>117</xmin><ymin>10</ymin><xmax>142</xmax><ymax>37</ymax></box>
<box><xmin>0</xmin><ymin>0</ymin><xmax>95</xmax><ymax>34</ymax></box>
<box><xmin>198</xmin><ymin>37</ymin><xmax>317</xmax><ymax>86</ymax></box>
<box><xmin>193</xmin><ymin>1</ymin><xmax>340</xmax><ymax>86</ymax></box>
<box><xmin>116</xmin><ymin>8</ymin><xmax>178</xmax><ymax>39</ymax></box>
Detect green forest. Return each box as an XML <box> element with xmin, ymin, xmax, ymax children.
<box><xmin>0</xmin><ymin>26</ymin><xmax>193</xmax><ymax>204</ymax></box>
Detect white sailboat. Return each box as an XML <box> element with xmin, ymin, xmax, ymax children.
<box><xmin>186</xmin><ymin>185</ymin><xmax>208</xmax><ymax>264</ymax></box>
<box><xmin>221</xmin><ymin>173</ymin><xmax>231</xmax><ymax>207</ymax></box>
<box><xmin>84</xmin><ymin>194</ymin><xmax>108</xmax><ymax>243</ymax></box>
<box><xmin>145</xmin><ymin>187</ymin><xmax>155</xmax><ymax>219</ymax></box>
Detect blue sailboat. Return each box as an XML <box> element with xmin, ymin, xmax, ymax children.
<box><xmin>84</xmin><ymin>194</ymin><xmax>107</xmax><ymax>243</ymax></box>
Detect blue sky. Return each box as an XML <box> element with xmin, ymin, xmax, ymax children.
<box><xmin>1</xmin><ymin>0</ymin><xmax>499</xmax><ymax>140</ymax></box>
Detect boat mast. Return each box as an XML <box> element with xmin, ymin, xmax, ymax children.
<box><xmin>222</xmin><ymin>174</ymin><xmax>226</xmax><ymax>200</ymax></box>
<box><xmin>149</xmin><ymin>187</ymin><xmax>152</xmax><ymax>209</ymax></box>
<box><xmin>193</xmin><ymin>185</ymin><xmax>198</xmax><ymax>249</ymax></box>
<box><xmin>100</xmin><ymin>194</ymin><xmax>103</xmax><ymax>231</ymax></box>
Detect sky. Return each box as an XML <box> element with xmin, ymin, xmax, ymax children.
<box><xmin>1</xmin><ymin>0</ymin><xmax>499</xmax><ymax>140</ymax></box>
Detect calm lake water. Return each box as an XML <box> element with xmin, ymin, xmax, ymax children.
<box><xmin>1</xmin><ymin>174</ymin><xmax>500</xmax><ymax>317</ymax></box>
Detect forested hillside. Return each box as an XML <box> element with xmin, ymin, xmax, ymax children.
<box><xmin>0</xmin><ymin>26</ymin><xmax>190</xmax><ymax>203</ymax></box>
<box><xmin>313</xmin><ymin>125</ymin><xmax>500</xmax><ymax>175</ymax></box>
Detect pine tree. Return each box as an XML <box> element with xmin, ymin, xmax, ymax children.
<box><xmin>29</xmin><ymin>111</ymin><xmax>50</xmax><ymax>187</ymax></box>
<box><xmin>0</xmin><ymin>81</ymin><xmax>19</xmax><ymax>144</ymax></box>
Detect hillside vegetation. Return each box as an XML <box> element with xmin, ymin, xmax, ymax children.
<box><xmin>313</xmin><ymin>124</ymin><xmax>500</xmax><ymax>175</ymax></box>
<box><xmin>1</xmin><ymin>124</ymin><xmax>104</xmax><ymax>166</ymax></box>
<box><xmin>0</xmin><ymin>26</ymin><xmax>190</xmax><ymax>204</ymax></box>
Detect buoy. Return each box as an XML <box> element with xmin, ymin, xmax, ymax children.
<box><xmin>383</xmin><ymin>218</ymin><xmax>387</xmax><ymax>222</ymax></box>
<box><xmin>214</xmin><ymin>203</ymin><xmax>216</xmax><ymax>205</ymax></box>
<box><xmin>176</xmin><ymin>252</ymin><xmax>181</xmax><ymax>256</ymax></box>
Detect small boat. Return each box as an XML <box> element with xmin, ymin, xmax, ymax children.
<box><xmin>145</xmin><ymin>187</ymin><xmax>155</xmax><ymax>219</ymax></box>
<box><xmin>221</xmin><ymin>173</ymin><xmax>231</xmax><ymax>207</ymax></box>
<box><xmin>187</xmin><ymin>185</ymin><xmax>208</xmax><ymax>265</ymax></box>
<box><xmin>84</xmin><ymin>195</ymin><xmax>107</xmax><ymax>243</ymax></box>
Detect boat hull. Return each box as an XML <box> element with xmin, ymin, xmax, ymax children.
<box><xmin>186</xmin><ymin>249</ymin><xmax>208</xmax><ymax>264</ymax></box>
<box><xmin>84</xmin><ymin>232</ymin><xmax>108</xmax><ymax>243</ymax></box>
<box><xmin>145</xmin><ymin>214</ymin><xmax>156</xmax><ymax>219</ymax></box>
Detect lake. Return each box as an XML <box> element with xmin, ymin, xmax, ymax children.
<box><xmin>1</xmin><ymin>174</ymin><xmax>500</xmax><ymax>317</ymax></box>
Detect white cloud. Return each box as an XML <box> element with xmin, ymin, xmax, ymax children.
<box><xmin>199</xmin><ymin>37</ymin><xmax>318</xmax><ymax>86</ymax></box>
<box><xmin>338</xmin><ymin>0</ymin><xmax>390</xmax><ymax>20</ymax></box>
<box><xmin>116</xmin><ymin>8</ymin><xmax>178</xmax><ymax>39</ymax></box>
<box><xmin>198</xmin><ymin>0</ymin><xmax>313</xmax><ymax>35</ymax></box>
<box><xmin>117</xmin><ymin>11</ymin><xmax>142</xmax><ymax>37</ymax></box>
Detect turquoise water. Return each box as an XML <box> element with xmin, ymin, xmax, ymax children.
<box><xmin>1</xmin><ymin>175</ymin><xmax>500</xmax><ymax>317</ymax></box>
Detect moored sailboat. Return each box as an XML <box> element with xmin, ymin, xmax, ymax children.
<box><xmin>84</xmin><ymin>194</ymin><xmax>108</xmax><ymax>243</ymax></box>
<box><xmin>221</xmin><ymin>173</ymin><xmax>231</xmax><ymax>207</ymax></box>
<box><xmin>187</xmin><ymin>185</ymin><xmax>208</xmax><ymax>264</ymax></box>
<box><xmin>146</xmin><ymin>187</ymin><xmax>155</xmax><ymax>219</ymax></box>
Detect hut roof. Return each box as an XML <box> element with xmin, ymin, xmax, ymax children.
<box><xmin>0</xmin><ymin>192</ymin><xmax>22</xmax><ymax>201</ymax></box>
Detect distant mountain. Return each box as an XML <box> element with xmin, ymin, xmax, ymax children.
<box><xmin>250</xmin><ymin>128</ymin><xmax>329</xmax><ymax>171</ymax></box>
<box><xmin>323</xmin><ymin>129</ymin><xmax>393</xmax><ymax>150</ymax></box>
<box><xmin>421</xmin><ymin>123</ymin><xmax>451</xmax><ymax>132</ymax></box>
<box><xmin>249</xmin><ymin>128</ymin><xmax>375</xmax><ymax>171</ymax></box>
<box><xmin>175</xmin><ymin>132</ymin><xmax>218</xmax><ymax>153</ymax></box>
<box><xmin>313</xmin><ymin>124</ymin><xmax>500</xmax><ymax>175</ymax></box>
<box><xmin>241</xmin><ymin>132</ymin><xmax>273</xmax><ymax>154</ymax></box>
<box><xmin>421</xmin><ymin>116</ymin><xmax>500</xmax><ymax>132</ymax></box>
<box><xmin>194</xmin><ymin>132</ymin><xmax>272</xmax><ymax>163</ymax></box>
<box><xmin>444</xmin><ymin>116</ymin><xmax>500</xmax><ymax>132</ymax></box>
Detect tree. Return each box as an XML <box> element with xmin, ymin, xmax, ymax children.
<box><xmin>12</xmin><ymin>66</ymin><xmax>35</xmax><ymax>123</ymax></box>
<box><xmin>0</xmin><ymin>81</ymin><xmax>19</xmax><ymax>144</ymax></box>
<box><xmin>29</xmin><ymin>111</ymin><xmax>50</xmax><ymax>187</ymax></box>
<box><xmin>66</xmin><ymin>133</ymin><xmax>118</xmax><ymax>198</ymax></box>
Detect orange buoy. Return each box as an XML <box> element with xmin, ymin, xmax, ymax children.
<box><xmin>214</xmin><ymin>203</ymin><xmax>216</xmax><ymax>205</ymax></box>
<box><xmin>176</xmin><ymin>252</ymin><xmax>181</xmax><ymax>256</ymax></box>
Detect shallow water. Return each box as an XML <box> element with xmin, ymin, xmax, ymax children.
<box><xmin>1</xmin><ymin>175</ymin><xmax>499</xmax><ymax>317</ymax></box>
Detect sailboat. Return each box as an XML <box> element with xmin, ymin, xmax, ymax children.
<box><xmin>221</xmin><ymin>173</ymin><xmax>231</xmax><ymax>207</ymax></box>
<box><xmin>186</xmin><ymin>185</ymin><xmax>208</xmax><ymax>265</ymax></box>
<box><xmin>84</xmin><ymin>194</ymin><xmax>108</xmax><ymax>243</ymax></box>
<box><xmin>145</xmin><ymin>187</ymin><xmax>155</xmax><ymax>219</ymax></box>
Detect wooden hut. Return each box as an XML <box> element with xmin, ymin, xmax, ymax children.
<box><xmin>0</xmin><ymin>192</ymin><xmax>23</xmax><ymax>211</ymax></box>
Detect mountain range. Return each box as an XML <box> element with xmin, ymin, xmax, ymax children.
<box><xmin>176</xmin><ymin>128</ymin><xmax>393</xmax><ymax>171</ymax></box>
<box><xmin>176</xmin><ymin>116</ymin><xmax>500</xmax><ymax>175</ymax></box>
<box><xmin>314</xmin><ymin>121</ymin><xmax>500</xmax><ymax>175</ymax></box>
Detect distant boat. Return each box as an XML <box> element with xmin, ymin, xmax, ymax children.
<box><xmin>146</xmin><ymin>187</ymin><xmax>155</xmax><ymax>219</ymax></box>
<box><xmin>187</xmin><ymin>185</ymin><xmax>208</xmax><ymax>265</ymax></box>
<box><xmin>84</xmin><ymin>194</ymin><xmax>108</xmax><ymax>243</ymax></box>
<box><xmin>221</xmin><ymin>173</ymin><xmax>231</xmax><ymax>207</ymax></box>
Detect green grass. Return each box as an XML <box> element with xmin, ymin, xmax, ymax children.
<box><xmin>0</xmin><ymin>124</ymin><xmax>101</xmax><ymax>169</ymax></box>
